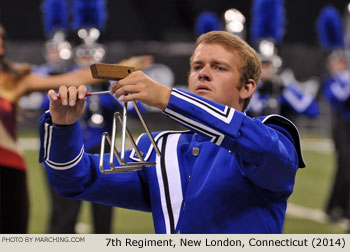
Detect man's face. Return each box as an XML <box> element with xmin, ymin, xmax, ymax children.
<box><xmin>188</xmin><ymin>43</ymin><xmax>243</xmax><ymax>109</ymax></box>
<box><xmin>328</xmin><ymin>57</ymin><xmax>347</xmax><ymax>75</ymax></box>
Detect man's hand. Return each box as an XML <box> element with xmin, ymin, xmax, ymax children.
<box><xmin>111</xmin><ymin>71</ymin><xmax>171</xmax><ymax>110</ymax></box>
<box><xmin>48</xmin><ymin>85</ymin><xmax>87</xmax><ymax>126</ymax></box>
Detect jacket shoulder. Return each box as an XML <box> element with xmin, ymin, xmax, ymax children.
<box><xmin>257</xmin><ymin>114</ymin><xmax>306</xmax><ymax>168</ymax></box>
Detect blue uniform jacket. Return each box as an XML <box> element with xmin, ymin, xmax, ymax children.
<box><xmin>39</xmin><ymin>88</ymin><xmax>305</xmax><ymax>234</ymax></box>
<box><xmin>323</xmin><ymin>70</ymin><xmax>350</xmax><ymax>120</ymax></box>
<box><xmin>248</xmin><ymin>83</ymin><xmax>320</xmax><ymax>118</ymax></box>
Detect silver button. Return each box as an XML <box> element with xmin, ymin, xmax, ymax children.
<box><xmin>192</xmin><ymin>147</ymin><xmax>200</xmax><ymax>156</ymax></box>
<box><xmin>183</xmin><ymin>202</ymin><xmax>186</xmax><ymax>210</ymax></box>
<box><xmin>188</xmin><ymin>174</ymin><xmax>191</xmax><ymax>181</ymax></box>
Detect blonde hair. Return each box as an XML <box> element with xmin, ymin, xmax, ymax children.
<box><xmin>191</xmin><ymin>31</ymin><xmax>261</xmax><ymax>110</ymax></box>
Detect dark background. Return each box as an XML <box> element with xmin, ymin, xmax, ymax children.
<box><xmin>0</xmin><ymin>0</ymin><xmax>349</xmax><ymax>85</ymax></box>
<box><xmin>0</xmin><ymin>0</ymin><xmax>349</xmax><ymax>44</ymax></box>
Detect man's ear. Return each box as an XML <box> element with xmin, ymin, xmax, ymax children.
<box><xmin>239</xmin><ymin>79</ymin><xmax>256</xmax><ymax>100</ymax></box>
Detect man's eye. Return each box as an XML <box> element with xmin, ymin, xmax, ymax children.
<box><xmin>215</xmin><ymin>66</ymin><xmax>226</xmax><ymax>71</ymax></box>
<box><xmin>193</xmin><ymin>65</ymin><xmax>202</xmax><ymax>71</ymax></box>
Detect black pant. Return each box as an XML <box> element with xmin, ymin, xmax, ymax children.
<box><xmin>326</xmin><ymin>114</ymin><xmax>350</xmax><ymax>220</ymax></box>
<box><xmin>47</xmin><ymin>186</ymin><xmax>113</xmax><ymax>233</ymax></box>
<box><xmin>0</xmin><ymin>166</ymin><xmax>29</xmax><ymax>233</ymax></box>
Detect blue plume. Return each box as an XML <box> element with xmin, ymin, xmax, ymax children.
<box><xmin>41</xmin><ymin>0</ymin><xmax>69</xmax><ymax>36</ymax></box>
<box><xmin>195</xmin><ymin>12</ymin><xmax>221</xmax><ymax>37</ymax></box>
<box><xmin>72</xmin><ymin>0</ymin><xmax>108</xmax><ymax>30</ymax></box>
<box><xmin>316</xmin><ymin>5</ymin><xmax>344</xmax><ymax>50</ymax></box>
<box><xmin>251</xmin><ymin>0</ymin><xmax>285</xmax><ymax>43</ymax></box>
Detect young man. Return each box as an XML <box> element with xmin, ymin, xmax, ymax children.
<box><xmin>323</xmin><ymin>51</ymin><xmax>350</xmax><ymax>222</ymax></box>
<box><xmin>39</xmin><ymin>31</ymin><xmax>305</xmax><ymax>234</ymax></box>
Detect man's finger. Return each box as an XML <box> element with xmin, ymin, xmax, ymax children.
<box><xmin>120</xmin><ymin>93</ymin><xmax>140</xmax><ymax>103</ymax></box>
<box><xmin>110</xmin><ymin>81</ymin><xmax>118</xmax><ymax>94</ymax></box>
<box><xmin>113</xmin><ymin>84</ymin><xmax>140</xmax><ymax>99</ymax></box>
<box><xmin>77</xmin><ymin>85</ymin><xmax>87</xmax><ymax>100</ymax></box>
<box><xmin>48</xmin><ymin>89</ymin><xmax>58</xmax><ymax>101</ymax></box>
<box><xmin>58</xmin><ymin>86</ymin><xmax>68</xmax><ymax>106</ymax></box>
<box><xmin>68</xmin><ymin>87</ymin><xmax>77</xmax><ymax>106</ymax></box>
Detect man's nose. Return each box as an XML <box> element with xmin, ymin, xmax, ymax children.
<box><xmin>198</xmin><ymin>65</ymin><xmax>211</xmax><ymax>81</ymax></box>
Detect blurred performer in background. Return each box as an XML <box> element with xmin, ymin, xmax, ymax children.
<box><xmin>194</xmin><ymin>11</ymin><xmax>221</xmax><ymax>38</ymax></box>
<box><xmin>317</xmin><ymin>5</ymin><xmax>350</xmax><ymax>224</ymax></box>
<box><xmin>34</xmin><ymin>0</ymin><xmax>73</xmax><ymax>76</ymax></box>
<box><xmin>0</xmin><ymin>18</ymin><xmax>105</xmax><ymax>233</ymax></box>
<box><xmin>40</xmin><ymin>0</ymin><xmax>112</xmax><ymax>234</ymax></box>
<box><xmin>39</xmin><ymin>0</ymin><xmax>151</xmax><ymax>233</ymax></box>
<box><xmin>223</xmin><ymin>8</ymin><xmax>246</xmax><ymax>39</ymax></box>
<box><xmin>247</xmin><ymin>0</ymin><xmax>319</xmax><ymax>121</ymax></box>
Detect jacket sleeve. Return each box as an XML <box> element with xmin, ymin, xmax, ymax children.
<box><xmin>323</xmin><ymin>71</ymin><xmax>350</xmax><ymax>112</ymax></box>
<box><xmin>164</xmin><ymin>88</ymin><xmax>304</xmax><ymax>193</ymax></box>
<box><xmin>38</xmin><ymin>111</ymin><xmax>151</xmax><ymax>211</ymax></box>
<box><xmin>280</xmin><ymin>84</ymin><xmax>320</xmax><ymax>117</ymax></box>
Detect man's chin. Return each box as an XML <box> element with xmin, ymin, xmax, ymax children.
<box><xmin>194</xmin><ymin>90</ymin><xmax>212</xmax><ymax>98</ymax></box>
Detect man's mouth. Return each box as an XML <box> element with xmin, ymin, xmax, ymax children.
<box><xmin>196</xmin><ymin>84</ymin><xmax>211</xmax><ymax>92</ymax></box>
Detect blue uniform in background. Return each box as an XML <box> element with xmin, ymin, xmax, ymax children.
<box><xmin>248</xmin><ymin>81</ymin><xmax>320</xmax><ymax>120</ymax></box>
<box><xmin>39</xmin><ymin>88</ymin><xmax>305</xmax><ymax>234</ymax></box>
<box><xmin>323</xmin><ymin>69</ymin><xmax>350</xmax><ymax>220</ymax></box>
<box><xmin>323</xmin><ymin>70</ymin><xmax>350</xmax><ymax>119</ymax></box>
